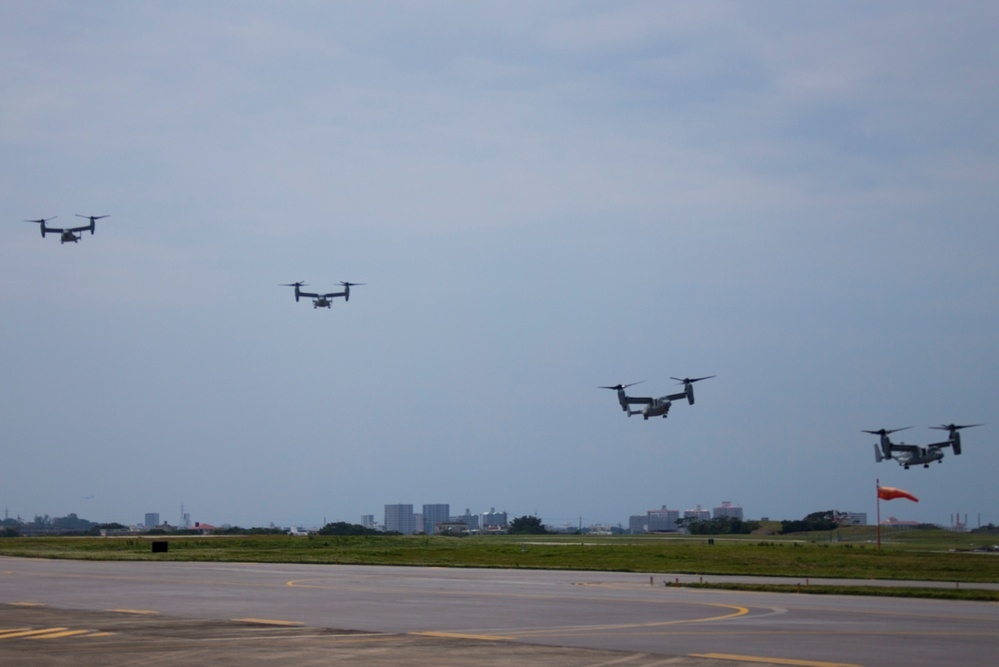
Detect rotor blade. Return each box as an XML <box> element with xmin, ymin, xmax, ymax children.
<box><xmin>24</xmin><ymin>216</ymin><xmax>56</xmax><ymax>223</ymax></box>
<box><xmin>279</xmin><ymin>282</ymin><xmax>307</xmax><ymax>287</ymax></box>
<box><xmin>670</xmin><ymin>375</ymin><xmax>716</xmax><ymax>384</ymax></box>
<box><xmin>930</xmin><ymin>423</ymin><xmax>984</xmax><ymax>431</ymax></box>
<box><xmin>339</xmin><ymin>281</ymin><xmax>365</xmax><ymax>287</ymax></box>
<box><xmin>599</xmin><ymin>380</ymin><xmax>646</xmax><ymax>391</ymax></box>
<box><xmin>862</xmin><ymin>427</ymin><xmax>913</xmax><ymax>436</ymax></box>
<box><xmin>75</xmin><ymin>214</ymin><xmax>109</xmax><ymax>220</ymax></box>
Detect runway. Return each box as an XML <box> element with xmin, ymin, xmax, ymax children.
<box><xmin>3</xmin><ymin>557</ymin><xmax>997</xmax><ymax>666</ymax></box>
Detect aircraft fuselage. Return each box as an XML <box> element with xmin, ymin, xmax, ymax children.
<box><xmin>895</xmin><ymin>447</ymin><xmax>945</xmax><ymax>469</ymax></box>
<box><xmin>640</xmin><ymin>399</ymin><xmax>672</xmax><ymax>419</ymax></box>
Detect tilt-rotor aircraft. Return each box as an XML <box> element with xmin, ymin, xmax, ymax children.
<box><xmin>865</xmin><ymin>423</ymin><xmax>982</xmax><ymax>469</ymax></box>
<box><xmin>600</xmin><ymin>376</ymin><xmax>715</xmax><ymax>420</ymax></box>
<box><xmin>282</xmin><ymin>281</ymin><xmax>364</xmax><ymax>309</ymax></box>
<box><xmin>25</xmin><ymin>214</ymin><xmax>109</xmax><ymax>243</ymax></box>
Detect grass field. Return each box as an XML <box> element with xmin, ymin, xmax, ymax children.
<box><xmin>3</xmin><ymin>528</ymin><xmax>999</xmax><ymax>598</ymax></box>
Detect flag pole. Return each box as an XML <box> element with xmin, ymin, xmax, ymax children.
<box><xmin>876</xmin><ymin>478</ymin><xmax>881</xmax><ymax>550</ymax></box>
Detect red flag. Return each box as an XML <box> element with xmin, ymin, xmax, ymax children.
<box><xmin>878</xmin><ymin>486</ymin><xmax>918</xmax><ymax>502</ymax></box>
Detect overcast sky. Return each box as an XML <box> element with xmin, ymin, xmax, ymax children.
<box><xmin>3</xmin><ymin>1</ymin><xmax>997</xmax><ymax>530</ymax></box>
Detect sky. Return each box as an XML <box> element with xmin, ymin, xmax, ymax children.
<box><xmin>2</xmin><ymin>1</ymin><xmax>998</xmax><ymax>531</ymax></box>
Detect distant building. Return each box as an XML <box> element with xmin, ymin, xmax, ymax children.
<box><xmin>436</xmin><ymin>521</ymin><xmax>470</xmax><ymax>536</ymax></box>
<box><xmin>480</xmin><ymin>507</ymin><xmax>508</xmax><ymax>530</ymax></box>
<box><xmin>713</xmin><ymin>501</ymin><xmax>743</xmax><ymax>520</ymax></box>
<box><xmin>192</xmin><ymin>521</ymin><xmax>218</xmax><ymax>534</ymax></box>
<box><xmin>422</xmin><ymin>504</ymin><xmax>450</xmax><ymax>535</ymax></box>
<box><xmin>683</xmin><ymin>506</ymin><xmax>711</xmax><ymax>522</ymax></box>
<box><xmin>628</xmin><ymin>515</ymin><xmax>647</xmax><ymax>534</ymax></box>
<box><xmin>452</xmin><ymin>508</ymin><xmax>479</xmax><ymax>531</ymax></box>
<box><xmin>384</xmin><ymin>504</ymin><xmax>416</xmax><ymax>535</ymax></box>
<box><xmin>835</xmin><ymin>511</ymin><xmax>868</xmax><ymax>526</ymax></box>
<box><xmin>144</xmin><ymin>513</ymin><xmax>160</xmax><ymax>529</ymax></box>
<box><xmin>647</xmin><ymin>506</ymin><xmax>680</xmax><ymax>532</ymax></box>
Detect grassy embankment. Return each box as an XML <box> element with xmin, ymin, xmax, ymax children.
<box><xmin>2</xmin><ymin>527</ymin><xmax>998</xmax><ymax>601</ymax></box>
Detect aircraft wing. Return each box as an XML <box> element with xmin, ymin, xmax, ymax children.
<box><xmin>624</xmin><ymin>396</ymin><xmax>653</xmax><ymax>405</ymax></box>
<box><xmin>925</xmin><ymin>439</ymin><xmax>954</xmax><ymax>449</ymax></box>
<box><xmin>297</xmin><ymin>290</ymin><xmax>321</xmax><ymax>299</ymax></box>
<box><xmin>321</xmin><ymin>291</ymin><xmax>347</xmax><ymax>299</ymax></box>
<box><xmin>664</xmin><ymin>391</ymin><xmax>688</xmax><ymax>402</ymax></box>
<box><xmin>889</xmin><ymin>443</ymin><xmax>919</xmax><ymax>453</ymax></box>
<box><xmin>66</xmin><ymin>225</ymin><xmax>91</xmax><ymax>233</ymax></box>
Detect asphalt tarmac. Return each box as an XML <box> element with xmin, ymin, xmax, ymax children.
<box><xmin>3</xmin><ymin>556</ymin><xmax>998</xmax><ymax>666</ymax></box>
<box><xmin>1</xmin><ymin>604</ymin><xmax>717</xmax><ymax>667</ymax></box>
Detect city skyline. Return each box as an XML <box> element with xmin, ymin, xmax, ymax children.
<box><xmin>7</xmin><ymin>498</ymin><xmax>893</xmax><ymax>534</ymax></box>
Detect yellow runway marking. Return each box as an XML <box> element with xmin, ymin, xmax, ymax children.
<box><xmin>26</xmin><ymin>629</ymin><xmax>94</xmax><ymax>639</ymax></box>
<box><xmin>412</xmin><ymin>631</ymin><xmax>515</xmax><ymax>641</ymax></box>
<box><xmin>286</xmin><ymin>577</ymin><xmax>751</xmax><ymax>635</ymax></box>
<box><xmin>513</xmin><ymin>602</ymin><xmax>749</xmax><ymax>637</ymax></box>
<box><xmin>231</xmin><ymin>618</ymin><xmax>304</xmax><ymax>626</ymax></box>
<box><xmin>690</xmin><ymin>654</ymin><xmax>861</xmax><ymax>667</ymax></box>
<box><xmin>0</xmin><ymin>628</ymin><xmax>67</xmax><ymax>639</ymax></box>
<box><xmin>106</xmin><ymin>608</ymin><xmax>159</xmax><ymax>615</ymax></box>
<box><xmin>413</xmin><ymin>603</ymin><xmax>749</xmax><ymax>642</ymax></box>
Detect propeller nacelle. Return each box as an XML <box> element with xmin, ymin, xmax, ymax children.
<box><xmin>929</xmin><ymin>423</ymin><xmax>982</xmax><ymax>456</ymax></box>
<box><xmin>75</xmin><ymin>214</ymin><xmax>108</xmax><ymax>234</ymax></box>
<box><xmin>599</xmin><ymin>381</ymin><xmax>644</xmax><ymax>412</ymax></box>
<box><xmin>670</xmin><ymin>375</ymin><xmax>715</xmax><ymax>405</ymax></box>
<box><xmin>339</xmin><ymin>281</ymin><xmax>364</xmax><ymax>302</ymax></box>
<box><xmin>863</xmin><ymin>426</ymin><xmax>912</xmax><ymax>460</ymax></box>
<box><xmin>25</xmin><ymin>216</ymin><xmax>56</xmax><ymax>238</ymax></box>
<box><xmin>281</xmin><ymin>281</ymin><xmax>307</xmax><ymax>302</ymax></box>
